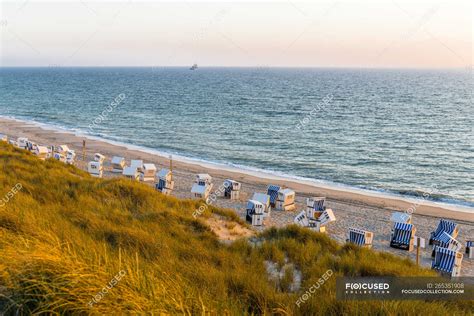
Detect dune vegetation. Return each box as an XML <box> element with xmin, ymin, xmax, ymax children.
<box><xmin>0</xmin><ymin>142</ymin><xmax>471</xmax><ymax>315</ymax></box>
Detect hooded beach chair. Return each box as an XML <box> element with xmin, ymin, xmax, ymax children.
<box><xmin>111</xmin><ymin>156</ymin><xmax>126</xmax><ymax>173</ymax></box>
<box><xmin>16</xmin><ymin>137</ymin><xmax>28</xmax><ymax>149</ymax></box>
<box><xmin>192</xmin><ymin>174</ymin><xmax>213</xmax><ymax>200</ymax></box>
<box><xmin>130</xmin><ymin>160</ymin><xmax>144</xmax><ymax>173</ymax></box>
<box><xmin>267</xmin><ymin>185</ymin><xmax>280</xmax><ymax>207</ymax></box>
<box><xmin>347</xmin><ymin>228</ymin><xmax>373</xmax><ymax>248</ymax></box>
<box><xmin>122</xmin><ymin>166</ymin><xmax>140</xmax><ymax>181</ymax></box>
<box><xmin>294</xmin><ymin>210</ymin><xmax>309</xmax><ymax>227</ymax></box>
<box><xmin>306</xmin><ymin>197</ymin><xmax>326</xmax><ymax>220</ymax></box>
<box><xmin>140</xmin><ymin>163</ymin><xmax>157</xmax><ymax>182</ymax></box>
<box><xmin>34</xmin><ymin>146</ymin><xmax>49</xmax><ymax>160</ymax></box>
<box><xmin>246</xmin><ymin>200</ymin><xmax>264</xmax><ymax>226</ymax></box>
<box><xmin>155</xmin><ymin>168</ymin><xmax>174</xmax><ymax>195</ymax></box>
<box><xmin>390</xmin><ymin>222</ymin><xmax>416</xmax><ymax>251</ymax></box>
<box><xmin>316</xmin><ymin>208</ymin><xmax>336</xmax><ymax>226</ymax></box>
<box><xmin>275</xmin><ymin>188</ymin><xmax>296</xmax><ymax>211</ymax></box>
<box><xmin>430</xmin><ymin>232</ymin><xmax>462</xmax><ymax>258</ymax></box>
<box><xmin>223</xmin><ymin>179</ymin><xmax>241</xmax><ymax>200</ymax></box>
<box><xmin>88</xmin><ymin>161</ymin><xmax>103</xmax><ymax>178</ymax></box>
<box><xmin>94</xmin><ymin>153</ymin><xmax>106</xmax><ymax>164</ymax></box>
<box><xmin>56</xmin><ymin>145</ymin><xmax>70</xmax><ymax>154</ymax></box>
<box><xmin>429</xmin><ymin>219</ymin><xmax>459</xmax><ymax>246</ymax></box>
<box><xmin>53</xmin><ymin>152</ymin><xmax>66</xmax><ymax>163</ymax></box>
<box><xmin>431</xmin><ymin>246</ymin><xmax>463</xmax><ymax>277</ymax></box>
<box><xmin>66</xmin><ymin>150</ymin><xmax>76</xmax><ymax>164</ymax></box>
<box><xmin>252</xmin><ymin>193</ymin><xmax>271</xmax><ymax>217</ymax></box>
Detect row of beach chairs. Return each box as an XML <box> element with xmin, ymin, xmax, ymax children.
<box><xmin>4</xmin><ymin>136</ymin><xmax>77</xmax><ymax>164</ymax></box>
<box><xmin>87</xmin><ymin>155</ymin><xmax>176</xmax><ymax>195</ymax></box>
<box><xmin>4</xmin><ymin>136</ymin><xmax>470</xmax><ymax>277</ymax></box>
<box><xmin>347</xmin><ymin>215</ymin><xmax>471</xmax><ymax>277</ymax></box>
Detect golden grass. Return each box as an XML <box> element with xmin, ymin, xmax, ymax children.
<box><xmin>0</xmin><ymin>142</ymin><xmax>470</xmax><ymax>315</ymax></box>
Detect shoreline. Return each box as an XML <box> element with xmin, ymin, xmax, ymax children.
<box><xmin>1</xmin><ymin>115</ymin><xmax>473</xmax><ymax>221</ymax></box>
<box><xmin>1</xmin><ymin>115</ymin><xmax>473</xmax><ymax>275</ymax></box>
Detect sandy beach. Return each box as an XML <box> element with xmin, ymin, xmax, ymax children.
<box><xmin>1</xmin><ymin>116</ymin><xmax>473</xmax><ymax>275</ymax></box>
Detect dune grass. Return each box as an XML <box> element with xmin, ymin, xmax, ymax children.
<box><xmin>0</xmin><ymin>142</ymin><xmax>471</xmax><ymax>315</ymax></box>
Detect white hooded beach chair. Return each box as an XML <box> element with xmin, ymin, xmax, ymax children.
<box><xmin>275</xmin><ymin>188</ymin><xmax>296</xmax><ymax>211</ymax></box>
<box><xmin>25</xmin><ymin>140</ymin><xmax>37</xmax><ymax>151</ymax></box>
<box><xmin>56</xmin><ymin>145</ymin><xmax>70</xmax><ymax>154</ymax></box>
<box><xmin>88</xmin><ymin>161</ymin><xmax>103</xmax><ymax>178</ymax></box>
<box><xmin>246</xmin><ymin>200</ymin><xmax>265</xmax><ymax>226</ymax></box>
<box><xmin>155</xmin><ymin>168</ymin><xmax>174</xmax><ymax>195</ymax></box>
<box><xmin>191</xmin><ymin>174</ymin><xmax>213</xmax><ymax>200</ymax></box>
<box><xmin>123</xmin><ymin>166</ymin><xmax>140</xmax><ymax>181</ymax></box>
<box><xmin>111</xmin><ymin>156</ymin><xmax>126</xmax><ymax>173</ymax></box>
<box><xmin>196</xmin><ymin>173</ymin><xmax>212</xmax><ymax>186</ymax></box>
<box><xmin>431</xmin><ymin>246</ymin><xmax>463</xmax><ymax>277</ymax></box>
<box><xmin>191</xmin><ymin>183</ymin><xmax>209</xmax><ymax>199</ymax></box>
<box><xmin>66</xmin><ymin>150</ymin><xmax>76</xmax><ymax>164</ymax></box>
<box><xmin>53</xmin><ymin>152</ymin><xmax>66</xmax><ymax>163</ymax></box>
<box><xmin>130</xmin><ymin>160</ymin><xmax>144</xmax><ymax>173</ymax></box>
<box><xmin>17</xmin><ymin>137</ymin><xmax>28</xmax><ymax>149</ymax></box>
<box><xmin>429</xmin><ymin>219</ymin><xmax>459</xmax><ymax>246</ymax></box>
<box><xmin>390</xmin><ymin>211</ymin><xmax>411</xmax><ymax>224</ymax></box>
<box><xmin>94</xmin><ymin>153</ymin><xmax>106</xmax><ymax>164</ymax></box>
<box><xmin>306</xmin><ymin>208</ymin><xmax>335</xmax><ymax>233</ymax></box>
<box><xmin>140</xmin><ymin>163</ymin><xmax>157</xmax><ymax>182</ymax></box>
<box><xmin>347</xmin><ymin>228</ymin><xmax>373</xmax><ymax>248</ymax></box>
<box><xmin>294</xmin><ymin>210</ymin><xmax>309</xmax><ymax>227</ymax></box>
<box><xmin>251</xmin><ymin>193</ymin><xmax>271</xmax><ymax>217</ymax></box>
<box><xmin>34</xmin><ymin>146</ymin><xmax>49</xmax><ymax>160</ymax></box>
<box><xmin>223</xmin><ymin>179</ymin><xmax>241</xmax><ymax>200</ymax></box>
<box><xmin>316</xmin><ymin>208</ymin><xmax>336</xmax><ymax>226</ymax></box>
<box><xmin>390</xmin><ymin>222</ymin><xmax>416</xmax><ymax>251</ymax></box>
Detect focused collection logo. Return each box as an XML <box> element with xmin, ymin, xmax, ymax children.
<box><xmin>344</xmin><ymin>282</ymin><xmax>390</xmax><ymax>295</ymax></box>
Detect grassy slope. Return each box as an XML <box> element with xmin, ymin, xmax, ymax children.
<box><xmin>0</xmin><ymin>142</ymin><xmax>470</xmax><ymax>315</ymax></box>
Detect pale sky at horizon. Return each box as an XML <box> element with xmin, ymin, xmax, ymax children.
<box><xmin>1</xmin><ymin>0</ymin><xmax>472</xmax><ymax>68</ymax></box>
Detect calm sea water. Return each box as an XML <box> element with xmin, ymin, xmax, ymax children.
<box><xmin>0</xmin><ymin>67</ymin><xmax>472</xmax><ymax>207</ymax></box>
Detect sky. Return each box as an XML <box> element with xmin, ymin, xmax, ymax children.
<box><xmin>0</xmin><ymin>0</ymin><xmax>472</xmax><ymax>68</ymax></box>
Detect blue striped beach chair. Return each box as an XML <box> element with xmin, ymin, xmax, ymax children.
<box><xmin>466</xmin><ymin>241</ymin><xmax>474</xmax><ymax>259</ymax></box>
<box><xmin>429</xmin><ymin>219</ymin><xmax>459</xmax><ymax>246</ymax></box>
<box><xmin>267</xmin><ymin>185</ymin><xmax>280</xmax><ymax>207</ymax></box>
<box><xmin>438</xmin><ymin>232</ymin><xmax>461</xmax><ymax>251</ymax></box>
<box><xmin>431</xmin><ymin>232</ymin><xmax>462</xmax><ymax>257</ymax></box>
<box><xmin>390</xmin><ymin>222</ymin><xmax>416</xmax><ymax>251</ymax></box>
<box><xmin>347</xmin><ymin>228</ymin><xmax>373</xmax><ymax>248</ymax></box>
<box><xmin>431</xmin><ymin>246</ymin><xmax>463</xmax><ymax>277</ymax></box>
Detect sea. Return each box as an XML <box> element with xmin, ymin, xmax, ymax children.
<box><xmin>0</xmin><ymin>67</ymin><xmax>472</xmax><ymax>208</ymax></box>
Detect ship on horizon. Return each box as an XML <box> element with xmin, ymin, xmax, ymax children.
<box><xmin>190</xmin><ymin>63</ymin><xmax>198</xmax><ymax>70</ymax></box>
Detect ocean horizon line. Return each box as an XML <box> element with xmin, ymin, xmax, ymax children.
<box><xmin>0</xmin><ymin>66</ymin><xmax>470</xmax><ymax>71</ymax></box>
